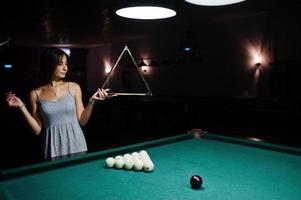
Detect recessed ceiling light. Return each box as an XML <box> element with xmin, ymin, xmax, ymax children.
<box><xmin>184</xmin><ymin>0</ymin><xmax>246</xmax><ymax>6</ymax></box>
<box><xmin>116</xmin><ymin>6</ymin><xmax>176</xmax><ymax>20</ymax></box>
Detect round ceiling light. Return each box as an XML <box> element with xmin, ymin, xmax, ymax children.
<box><xmin>116</xmin><ymin>6</ymin><xmax>176</xmax><ymax>20</ymax></box>
<box><xmin>184</xmin><ymin>0</ymin><xmax>246</xmax><ymax>6</ymax></box>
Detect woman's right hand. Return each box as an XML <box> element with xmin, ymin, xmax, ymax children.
<box><xmin>5</xmin><ymin>92</ymin><xmax>24</xmax><ymax>108</ymax></box>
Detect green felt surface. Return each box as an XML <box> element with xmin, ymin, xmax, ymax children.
<box><xmin>1</xmin><ymin>134</ymin><xmax>301</xmax><ymax>200</ymax></box>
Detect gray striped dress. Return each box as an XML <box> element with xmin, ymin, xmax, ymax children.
<box><xmin>37</xmin><ymin>86</ymin><xmax>87</xmax><ymax>159</ymax></box>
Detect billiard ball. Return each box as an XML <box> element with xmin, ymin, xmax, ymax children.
<box><xmin>123</xmin><ymin>154</ymin><xmax>134</xmax><ymax>170</ymax></box>
<box><xmin>131</xmin><ymin>152</ymin><xmax>144</xmax><ymax>171</ymax></box>
<box><xmin>139</xmin><ymin>150</ymin><xmax>155</xmax><ymax>172</ymax></box>
<box><xmin>190</xmin><ymin>175</ymin><xmax>203</xmax><ymax>189</ymax></box>
<box><xmin>114</xmin><ymin>155</ymin><xmax>125</xmax><ymax>169</ymax></box>
<box><xmin>105</xmin><ymin>157</ymin><xmax>115</xmax><ymax>168</ymax></box>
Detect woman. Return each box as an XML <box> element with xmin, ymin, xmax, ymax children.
<box><xmin>5</xmin><ymin>47</ymin><xmax>109</xmax><ymax>160</ymax></box>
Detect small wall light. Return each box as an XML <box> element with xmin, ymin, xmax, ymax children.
<box><xmin>141</xmin><ymin>66</ymin><xmax>149</xmax><ymax>73</ymax></box>
<box><xmin>138</xmin><ymin>60</ymin><xmax>147</xmax><ymax>67</ymax></box>
<box><xmin>254</xmin><ymin>55</ymin><xmax>262</xmax><ymax>67</ymax></box>
<box><xmin>138</xmin><ymin>60</ymin><xmax>149</xmax><ymax>73</ymax></box>
<box><xmin>105</xmin><ymin>66</ymin><xmax>111</xmax><ymax>74</ymax></box>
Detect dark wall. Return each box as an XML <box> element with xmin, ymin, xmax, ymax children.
<box><xmin>86</xmin><ymin>11</ymin><xmax>301</xmax><ymax>98</ymax></box>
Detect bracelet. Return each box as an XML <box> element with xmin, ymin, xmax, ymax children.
<box><xmin>88</xmin><ymin>99</ymin><xmax>96</xmax><ymax>105</ymax></box>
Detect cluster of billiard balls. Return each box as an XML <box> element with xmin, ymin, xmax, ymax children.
<box><xmin>190</xmin><ymin>175</ymin><xmax>203</xmax><ymax>189</ymax></box>
<box><xmin>105</xmin><ymin>150</ymin><xmax>154</xmax><ymax>172</ymax></box>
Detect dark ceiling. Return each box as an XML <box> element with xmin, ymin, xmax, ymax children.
<box><xmin>1</xmin><ymin>0</ymin><xmax>300</xmax><ymax>47</ymax></box>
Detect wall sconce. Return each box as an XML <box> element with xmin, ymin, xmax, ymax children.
<box><xmin>105</xmin><ymin>66</ymin><xmax>111</xmax><ymax>74</ymax></box>
<box><xmin>138</xmin><ymin>60</ymin><xmax>147</xmax><ymax>67</ymax></box>
<box><xmin>141</xmin><ymin>66</ymin><xmax>149</xmax><ymax>73</ymax></box>
<box><xmin>138</xmin><ymin>60</ymin><xmax>149</xmax><ymax>73</ymax></box>
<box><xmin>138</xmin><ymin>58</ymin><xmax>159</xmax><ymax>73</ymax></box>
<box><xmin>254</xmin><ymin>55</ymin><xmax>262</xmax><ymax>68</ymax></box>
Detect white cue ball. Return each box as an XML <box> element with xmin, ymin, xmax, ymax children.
<box><xmin>105</xmin><ymin>157</ymin><xmax>115</xmax><ymax>168</ymax></box>
<box><xmin>114</xmin><ymin>155</ymin><xmax>125</xmax><ymax>169</ymax></box>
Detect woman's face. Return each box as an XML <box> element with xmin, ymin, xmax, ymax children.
<box><xmin>53</xmin><ymin>55</ymin><xmax>68</xmax><ymax>80</ymax></box>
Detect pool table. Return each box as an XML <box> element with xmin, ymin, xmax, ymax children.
<box><xmin>1</xmin><ymin>133</ymin><xmax>301</xmax><ymax>200</ymax></box>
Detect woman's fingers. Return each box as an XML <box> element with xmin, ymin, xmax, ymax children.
<box><xmin>6</xmin><ymin>95</ymin><xmax>15</xmax><ymax>102</ymax></box>
<box><xmin>90</xmin><ymin>88</ymin><xmax>110</xmax><ymax>102</ymax></box>
<box><xmin>97</xmin><ymin>88</ymin><xmax>108</xmax><ymax>100</ymax></box>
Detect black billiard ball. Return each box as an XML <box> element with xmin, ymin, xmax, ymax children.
<box><xmin>190</xmin><ymin>175</ymin><xmax>203</xmax><ymax>189</ymax></box>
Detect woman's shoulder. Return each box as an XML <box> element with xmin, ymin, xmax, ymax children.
<box><xmin>29</xmin><ymin>86</ymin><xmax>45</xmax><ymax>101</ymax></box>
<box><xmin>66</xmin><ymin>82</ymin><xmax>82</xmax><ymax>96</ymax></box>
<box><xmin>67</xmin><ymin>81</ymin><xmax>81</xmax><ymax>89</ymax></box>
<box><xmin>30</xmin><ymin>86</ymin><xmax>42</xmax><ymax>95</ymax></box>
<box><xmin>30</xmin><ymin>85</ymin><xmax>47</xmax><ymax>94</ymax></box>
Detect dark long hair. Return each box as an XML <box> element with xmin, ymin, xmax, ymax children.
<box><xmin>37</xmin><ymin>47</ymin><xmax>69</xmax><ymax>85</ymax></box>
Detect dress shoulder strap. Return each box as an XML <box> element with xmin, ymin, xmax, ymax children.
<box><xmin>67</xmin><ymin>82</ymin><xmax>72</xmax><ymax>94</ymax></box>
<box><xmin>34</xmin><ymin>89</ymin><xmax>40</xmax><ymax>100</ymax></box>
